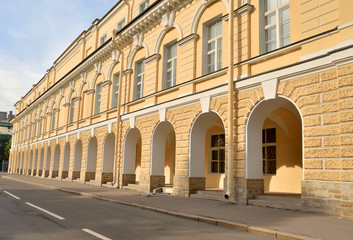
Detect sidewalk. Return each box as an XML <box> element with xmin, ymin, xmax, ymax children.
<box><xmin>1</xmin><ymin>173</ymin><xmax>352</xmax><ymax>240</ymax></box>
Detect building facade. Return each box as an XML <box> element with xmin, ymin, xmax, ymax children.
<box><xmin>9</xmin><ymin>0</ymin><xmax>353</xmax><ymax>219</ymax></box>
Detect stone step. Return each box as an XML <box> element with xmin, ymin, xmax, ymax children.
<box><xmin>248</xmin><ymin>194</ymin><xmax>303</xmax><ymax>211</ymax></box>
<box><xmin>124</xmin><ymin>184</ymin><xmax>142</xmax><ymax>192</ymax></box>
<box><xmin>162</xmin><ymin>186</ymin><xmax>173</xmax><ymax>194</ymax></box>
<box><xmin>85</xmin><ymin>180</ymin><xmax>96</xmax><ymax>185</ymax></box>
<box><xmin>190</xmin><ymin>190</ymin><xmax>224</xmax><ymax>201</ymax></box>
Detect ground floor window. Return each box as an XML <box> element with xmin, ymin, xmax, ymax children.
<box><xmin>262</xmin><ymin>128</ymin><xmax>276</xmax><ymax>175</ymax></box>
<box><xmin>210</xmin><ymin>133</ymin><xmax>225</xmax><ymax>174</ymax></box>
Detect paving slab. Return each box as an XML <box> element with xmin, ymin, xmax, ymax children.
<box><xmin>1</xmin><ymin>173</ymin><xmax>352</xmax><ymax>240</ymax></box>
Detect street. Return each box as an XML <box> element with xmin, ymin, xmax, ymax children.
<box><xmin>0</xmin><ymin>177</ymin><xmax>274</xmax><ymax>240</ymax></box>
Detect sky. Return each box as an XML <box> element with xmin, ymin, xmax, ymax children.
<box><xmin>0</xmin><ymin>0</ymin><xmax>117</xmax><ymax>114</ymax></box>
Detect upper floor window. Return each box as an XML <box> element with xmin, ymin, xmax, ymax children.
<box><xmin>94</xmin><ymin>84</ymin><xmax>102</xmax><ymax>114</ymax></box>
<box><xmin>139</xmin><ymin>0</ymin><xmax>149</xmax><ymax>14</ymax></box>
<box><xmin>163</xmin><ymin>42</ymin><xmax>177</xmax><ymax>89</ymax></box>
<box><xmin>69</xmin><ymin>99</ymin><xmax>75</xmax><ymax>124</ymax></box>
<box><xmin>33</xmin><ymin>122</ymin><xmax>37</xmax><ymax>138</ymax></box>
<box><xmin>134</xmin><ymin>60</ymin><xmax>145</xmax><ymax>100</ymax></box>
<box><xmin>100</xmin><ymin>34</ymin><xmax>107</xmax><ymax>47</ymax></box>
<box><xmin>117</xmin><ymin>19</ymin><xmax>125</xmax><ymax>31</ymax></box>
<box><xmin>39</xmin><ymin>118</ymin><xmax>43</xmax><ymax>135</ymax></box>
<box><xmin>51</xmin><ymin>111</ymin><xmax>56</xmax><ymax>130</ymax></box>
<box><xmin>111</xmin><ymin>73</ymin><xmax>120</xmax><ymax>108</ymax></box>
<box><xmin>205</xmin><ymin>19</ymin><xmax>222</xmax><ymax>74</ymax></box>
<box><xmin>264</xmin><ymin>0</ymin><xmax>290</xmax><ymax>52</ymax></box>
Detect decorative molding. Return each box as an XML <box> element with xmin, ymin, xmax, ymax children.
<box><xmin>200</xmin><ymin>96</ymin><xmax>210</xmax><ymax>113</ymax></box>
<box><xmin>177</xmin><ymin>34</ymin><xmax>199</xmax><ymax>47</ymax></box>
<box><xmin>144</xmin><ymin>54</ymin><xmax>161</xmax><ymax>64</ymax></box>
<box><xmin>129</xmin><ymin>116</ymin><xmax>135</xmax><ymax>128</ymax></box>
<box><xmin>63</xmin><ymin>103</ymin><xmax>70</xmax><ymax>107</ymax></box>
<box><xmin>112</xmin><ymin>50</ymin><xmax>120</xmax><ymax>62</ymax></box>
<box><xmin>94</xmin><ymin>62</ymin><xmax>102</xmax><ymax>73</ymax></box>
<box><xmin>101</xmin><ymin>80</ymin><xmax>112</xmax><ymax>87</ymax></box>
<box><xmin>133</xmin><ymin>32</ymin><xmax>144</xmax><ymax>47</ymax></box>
<box><xmin>124</xmin><ymin>69</ymin><xmax>133</xmax><ymax>76</ymax></box>
<box><xmin>86</xmin><ymin>89</ymin><xmax>95</xmax><ymax>95</ymax></box>
<box><xmin>159</xmin><ymin>108</ymin><xmax>166</xmax><ymax>122</ymax></box>
<box><xmin>261</xmin><ymin>78</ymin><xmax>278</xmax><ymax>100</ymax></box>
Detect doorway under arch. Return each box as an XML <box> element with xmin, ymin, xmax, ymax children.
<box><xmin>73</xmin><ymin>140</ymin><xmax>82</xmax><ymax>180</ymax></box>
<box><xmin>122</xmin><ymin>128</ymin><xmax>142</xmax><ymax>186</ymax></box>
<box><xmin>102</xmin><ymin>132</ymin><xmax>115</xmax><ymax>184</ymax></box>
<box><xmin>45</xmin><ymin>147</ymin><xmax>51</xmax><ymax>177</ymax></box>
<box><xmin>246</xmin><ymin>97</ymin><xmax>303</xmax><ymax>196</ymax></box>
<box><xmin>52</xmin><ymin>144</ymin><xmax>60</xmax><ymax>178</ymax></box>
<box><xmin>86</xmin><ymin>136</ymin><xmax>97</xmax><ymax>181</ymax></box>
<box><xmin>150</xmin><ymin>121</ymin><xmax>176</xmax><ymax>190</ymax></box>
<box><xmin>38</xmin><ymin>149</ymin><xmax>44</xmax><ymax>176</ymax></box>
<box><xmin>190</xmin><ymin>111</ymin><xmax>226</xmax><ymax>191</ymax></box>
<box><xmin>62</xmin><ymin>142</ymin><xmax>70</xmax><ymax>179</ymax></box>
<box><xmin>28</xmin><ymin>150</ymin><xmax>33</xmax><ymax>175</ymax></box>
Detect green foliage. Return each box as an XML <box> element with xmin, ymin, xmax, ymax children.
<box><xmin>4</xmin><ymin>139</ymin><xmax>11</xmax><ymax>160</ymax></box>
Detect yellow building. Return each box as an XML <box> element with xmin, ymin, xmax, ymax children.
<box><xmin>9</xmin><ymin>0</ymin><xmax>353</xmax><ymax>219</ymax></box>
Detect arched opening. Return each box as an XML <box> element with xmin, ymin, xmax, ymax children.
<box><xmin>21</xmin><ymin>152</ymin><xmax>25</xmax><ymax>174</ymax></box>
<box><xmin>86</xmin><ymin>136</ymin><xmax>97</xmax><ymax>181</ymax></box>
<box><xmin>28</xmin><ymin>150</ymin><xmax>33</xmax><ymax>175</ymax></box>
<box><xmin>122</xmin><ymin>128</ymin><xmax>142</xmax><ymax>186</ymax></box>
<box><xmin>151</xmin><ymin>121</ymin><xmax>176</xmax><ymax>190</ymax></box>
<box><xmin>190</xmin><ymin>111</ymin><xmax>226</xmax><ymax>191</ymax></box>
<box><xmin>45</xmin><ymin>147</ymin><xmax>51</xmax><ymax>177</ymax></box>
<box><xmin>33</xmin><ymin>149</ymin><xmax>38</xmax><ymax>176</ymax></box>
<box><xmin>39</xmin><ymin>149</ymin><xmax>44</xmax><ymax>176</ymax></box>
<box><xmin>62</xmin><ymin>142</ymin><xmax>70</xmax><ymax>179</ymax></box>
<box><xmin>52</xmin><ymin>144</ymin><xmax>60</xmax><ymax>178</ymax></box>
<box><xmin>102</xmin><ymin>133</ymin><xmax>115</xmax><ymax>184</ymax></box>
<box><xmin>73</xmin><ymin>140</ymin><xmax>82</xmax><ymax>180</ymax></box>
<box><xmin>246</xmin><ymin>97</ymin><xmax>302</xmax><ymax>196</ymax></box>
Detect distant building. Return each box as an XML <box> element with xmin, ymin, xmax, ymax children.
<box><xmin>0</xmin><ymin>120</ymin><xmax>12</xmax><ymax>171</ymax></box>
<box><xmin>8</xmin><ymin>0</ymin><xmax>353</xmax><ymax>219</ymax></box>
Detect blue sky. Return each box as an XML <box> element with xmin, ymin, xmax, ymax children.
<box><xmin>0</xmin><ymin>0</ymin><xmax>117</xmax><ymax>114</ymax></box>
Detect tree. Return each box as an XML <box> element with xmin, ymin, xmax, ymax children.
<box><xmin>4</xmin><ymin>139</ymin><xmax>11</xmax><ymax>160</ymax></box>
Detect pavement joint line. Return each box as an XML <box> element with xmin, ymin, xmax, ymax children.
<box><xmin>25</xmin><ymin>202</ymin><xmax>66</xmax><ymax>220</ymax></box>
<box><xmin>4</xmin><ymin>191</ymin><xmax>21</xmax><ymax>200</ymax></box>
<box><xmin>82</xmin><ymin>228</ymin><xmax>112</xmax><ymax>240</ymax></box>
<box><xmin>1</xmin><ymin>175</ymin><xmax>322</xmax><ymax>240</ymax></box>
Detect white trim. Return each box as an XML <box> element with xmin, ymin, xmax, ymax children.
<box><xmin>338</xmin><ymin>20</ymin><xmax>353</xmax><ymax>30</ymax></box>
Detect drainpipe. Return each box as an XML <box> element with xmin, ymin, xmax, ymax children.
<box><xmin>123</xmin><ymin>0</ymin><xmax>131</xmax><ymax>22</ymax></box>
<box><xmin>112</xmin><ymin>30</ymin><xmax>124</xmax><ymax>188</ymax></box>
<box><xmin>225</xmin><ymin>0</ymin><xmax>234</xmax><ymax>200</ymax></box>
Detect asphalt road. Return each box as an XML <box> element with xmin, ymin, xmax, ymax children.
<box><xmin>0</xmin><ymin>177</ymin><xmax>275</xmax><ymax>240</ymax></box>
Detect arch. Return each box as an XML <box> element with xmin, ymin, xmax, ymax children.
<box><xmin>190</xmin><ymin>0</ymin><xmax>229</xmax><ymax>34</ymax></box>
<box><xmin>34</xmin><ymin>148</ymin><xmax>38</xmax><ymax>175</ymax></box>
<box><xmin>62</xmin><ymin>142</ymin><xmax>70</xmax><ymax>179</ymax></box>
<box><xmin>102</xmin><ymin>132</ymin><xmax>115</xmax><ymax>173</ymax></box>
<box><xmin>150</xmin><ymin>121</ymin><xmax>176</xmax><ymax>185</ymax></box>
<box><xmin>123</xmin><ymin>128</ymin><xmax>141</xmax><ymax>175</ymax></box>
<box><xmin>39</xmin><ymin>148</ymin><xmax>44</xmax><ymax>176</ymax></box>
<box><xmin>107</xmin><ymin>61</ymin><xmax>120</xmax><ymax>83</ymax></box>
<box><xmin>127</xmin><ymin>45</ymin><xmax>149</xmax><ymax>70</ymax></box>
<box><xmin>28</xmin><ymin>149</ymin><xmax>33</xmax><ymax>174</ymax></box>
<box><xmin>189</xmin><ymin>111</ymin><xmax>226</xmax><ymax>189</ymax></box>
<box><xmin>154</xmin><ymin>23</ymin><xmax>183</xmax><ymax>54</ymax></box>
<box><xmin>86</xmin><ymin>136</ymin><xmax>97</xmax><ymax>180</ymax></box>
<box><xmin>245</xmin><ymin>96</ymin><xmax>303</xmax><ymax>194</ymax></box>
<box><xmin>52</xmin><ymin>144</ymin><xmax>60</xmax><ymax>178</ymax></box>
<box><xmin>73</xmin><ymin>139</ymin><xmax>82</xmax><ymax>180</ymax></box>
<box><xmin>90</xmin><ymin>72</ymin><xmax>105</xmax><ymax>91</ymax></box>
<box><xmin>66</xmin><ymin>89</ymin><xmax>76</xmax><ymax>106</ymax></box>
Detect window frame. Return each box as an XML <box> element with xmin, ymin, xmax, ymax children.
<box><xmin>111</xmin><ymin>72</ymin><xmax>120</xmax><ymax>108</ymax></box>
<box><xmin>117</xmin><ymin>18</ymin><xmax>126</xmax><ymax>31</ymax></box>
<box><xmin>139</xmin><ymin>0</ymin><xmax>149</xmax><ymax>14</ymax></box>
<box><xmin>99</xmin><ymin>34</ymin><xmax>107</xmax><ymax>47</ymax></box>
<box><xmin>94</xmin><ymin>84</ymin><xmax>102</xmax><ymax>115</ymax></box>
<box><xmin>262</xmin><ymin>127</ymin><xmax>277</xmax><ymax>175</ymax></box>
<box><xmin>163</xmin><ymin>40</ymin><xmax>177</xmax><ymax>90</ymax></box>
<box><xmin>208</xmin><ymin>133</ymin><xmax>226</xmax><ymax>174</ymax></box>
<box><xmin>260</xmin><ymin>0</ymin><xmax>290</xmax><ymax>53</ymax></box>
<box><xmin>202</xmin><ymin>15</ymin><xmax>223</xmax><ymax>75</ymax></box>
<box><xmin>134</xmin><ymin>59</ymin><xmax>145</xmax><ymax>100</ymax></box>
<box><xmin>51</xmin><ymin>111</ymin><xmax>56</xmax><ymax>131</ymax></box>
<box><xmin>69</xmin><ymin>98</ymin><xmax>75</xmax><ymax>124</ymax></box>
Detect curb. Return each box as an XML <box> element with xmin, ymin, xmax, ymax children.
<box><xmin>1</xmin><ymin>175</ymin><xmax>321</xmax><ymax>240</ymax></box>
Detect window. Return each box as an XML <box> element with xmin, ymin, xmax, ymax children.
<box><xmin>264</xmin><ymin>0</ymin><xmax>290</xmax><ymax>52</ymax></box>
<box><xmin>69</xmin><ymin>99</ymin><xmax>75</xmax><ymax>124</ymax></box>
<box><xmin>117</xmin><ymin>19</ymin><xmax>125</xmax><ymax>31</ymax></box>
<box><xmin>210</xmin><ymin>134</ymin><xmax>225</xmax><ymax>174</ymax></box>
<box><xmin>262</xmin><ymin>128</ymin><xmax>276</xmax><ymax>175</ymax></box>
<box><xmin>94</xmin><ymin>84</ymin><xmax>102</xmax><ymax>114</ymax></box>
<box><xmin>39</xmin><ymin>118</ymin><xmax>43</xmax><ymax>135</ymax></box>
<box><xmin>111</xmin><ymin>73</ymin><xmax>120</xmax><ymax>108</ymax></box>
<box><xmin>134</xmin><ymin>60</ymin><xmax>145</xmax><ymax>100</ymax></box>
<box><xmin>33</xmin><ymin>123</ymin><xmax>37</xmax><ymax>138</ymax></box>
<box><xmin>100</xmin><ymin>34</ymin><xmax>107</xmax><ymax>46</ymax></box>
<box><xmin>139</xmin><ymin>0</ymin><xmax>149</xmax><ymax>14</ymax></box>
<box><xmin>206</xmin><ymin>20</ymin><xmax>222</xmax><ymax>74</ymax></box>
<box><xmin>51</xmin><ymin>111</ymin><xmax>56</xmax><ymax>130</ymax></box>
<box><xmin>163</xmin><ymin>43</ymin><xmax>177</xmax><ymax>89</ymax></box>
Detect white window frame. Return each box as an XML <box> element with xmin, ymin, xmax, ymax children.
<box><xmin>94</xmin><ymin>84</ymin><xmax>102</xmax><ymax>115</ymax></box>
<box><xmin>100</xmin><ymin>34</ymin><xmax>107</xmax><ymax>47</ymax></box>
<box><xmin>208</xmin><ymin>133</ymin><xmax>225</xmax><ymax>174</ymax></box>
<box><xmin>117</xmin><ymin>18</ymin><xmax>126</xmax><ymax>31</ymax></box>
<box><xmin>39</xmin><ymin>117</ymin><xmax>43</xmax><ymax>135</ymax></box>
<box><xmin>51</xmin><ymin>111</ymin><xmax>56</xmax><ymax>130</ymax></box>
<box><xmin>69</xmin><ymin>99</ymin><xmax>75</xmax><ymax>124</ymax></box>
<box><xmin>261</xmin><ymin>0</ymin><xmax>290</xmax><ymax>53</ymax></box>
<box><xmin>139</xmin><ymin>0</ymin><xmax>149</xmax><ymax>14</ymax></box>
<box><xmin>111</xmin><ymin>73</ymin><xmax>120</xmax><ymax>108</ymax></box>
<box><xmin>163</xmin><ymin>41</ymin><xmax>177</xmax><ymax>89</ymax></box>
<box><xmin>203</xmin><ymin>16</ymin><xmax>223</xmax><ymax>75</ymax></box>
<box><xmin>134</xmin><ymin>60</ymin><xmax>145</xmax><ymax>100</ymax></box>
